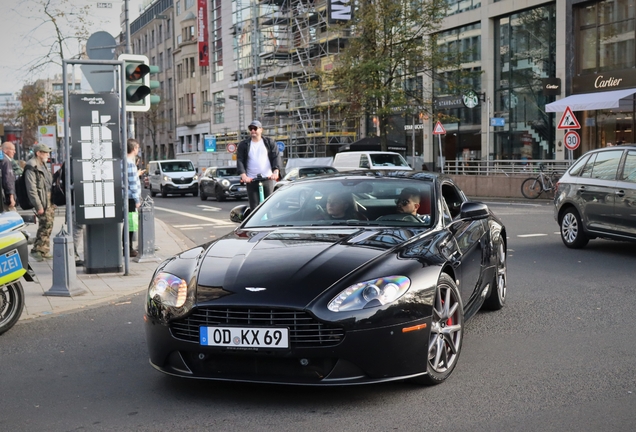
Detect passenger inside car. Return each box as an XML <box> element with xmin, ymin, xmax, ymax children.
<box><xmin>324</xmin><ymin>192</ymin><xmax>367</xmax><ymax>220</ymax></box>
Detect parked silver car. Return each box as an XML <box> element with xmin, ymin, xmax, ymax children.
<box><xmin>554</xmin><ymin>145</ymin><xmax>636</xmax><ymax>248</ymax></box>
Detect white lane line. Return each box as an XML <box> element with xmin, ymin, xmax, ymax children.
<box><xmin>517</xmin><ymin>233</ymin><xmax>548</xmax><ymax>238</ymax></box>
<box><xmin>180</xmin><ymin>227</ymin><xmax>204</xmax><ymax>231</ymax></box>
<box><xmin>154</xmin><ymin>206</ymin><xmax>237</xmax><ymax>226</ymax></box>
<box><xmin>173</xmin><ymin>223</ymin><xmax>218</xmax><ymax>228</ymax></box>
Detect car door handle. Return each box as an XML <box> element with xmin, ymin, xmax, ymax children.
<box><xmin>615</xmin><ymin>190</ymin><xmax>625</xmax><ymax>197</ymax></box>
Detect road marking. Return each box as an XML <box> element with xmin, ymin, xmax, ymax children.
<box><xmin>517</xmin><ymin>233</ymin><xmax>548</xmax><ymax>238</ymax></box>
<box><xmin>197</xmin><ymin>205</ymin><xmax>222</xmax><ymax>212</ymax></box>
<box><xmin>154</xmin><ymin>206</ymin><xmax>237</xmax><ymax>226</ymax></box>
<box><xmin>180</xmin><ymin>227</ymin><xmax>204</xmax><ymax>230</ymax></box>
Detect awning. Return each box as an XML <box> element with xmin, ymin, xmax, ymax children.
<box><xmin>545</xmin><ymin>88</ymin><xmax>636</xmax><ymax>112</ymax></box>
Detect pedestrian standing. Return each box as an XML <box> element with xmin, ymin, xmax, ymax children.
<box><xmin>2</xmin><ymin>141</ymin><xmax>23</xmax><ymax>177</ymax></box>
<box><xmin>0</xmin><ymin>148</ymin><xmax>16</xmax><ymax>212</ymax></box>
<box><xmin>25</xmin><ymin>144</ymin><xmax>55</xmax><ymax>262</ymax></box>
<box><xmin>236</xmin><ymin>120</ymin><xmax>280</xmax><ymax>209</ymax></box>
<box><xmin>125</xmin><ymin>138</ymin><xmax>142</xmax><ymax>257</ymax></box>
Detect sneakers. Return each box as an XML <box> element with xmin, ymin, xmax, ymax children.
<box><xmin>129</xmin><ymin>249</ymin><xmax>138</xmax><ymax>257</ymax></box>
<box><xmin>30</xmin><ymin>250</ymin><xmax>43</xmax><ymax>262</ymax></box>
<box><xmin>30</xmin><ymin>250</ymin><xmax>53</xmax><ymax>262</ymax></box>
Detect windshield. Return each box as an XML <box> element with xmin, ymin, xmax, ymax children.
<box><xmin>217</xmin><ymin>167</ymin><xmax>238</xmax><ymax>177</ymax></box>
<box><xmin>369</xmin><ymin>153</ymin><xmax>409</xmax><ymax>167</ymax></box>
<box><xmin>244</xmin><ymin>178</ymin><xmax>434</xmax><ymax>228</ymax></box>
<box><xmin>298</xmin><ymin>167</ymin><xmax>338</xmax><ymax>177</ymax></box>
<box><xmin>161</xmin><ymin>161</ymin><xmax>195</xmax><ymax>172</ymax></box>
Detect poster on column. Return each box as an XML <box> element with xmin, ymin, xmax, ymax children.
<box><xmin>69</xmin><ymin>93</ymin><xmax>123</xmax><ymax>225</ymax></box>
<box><xmin>198</xmin><ymin>0</ymin><xmax>209</xmax><ymax>66</ymax></box>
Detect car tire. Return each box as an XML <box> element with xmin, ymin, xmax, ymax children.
<box><xmin>483</xmin><ymin>235</ymin><xmax>507</xmax><ymax>310</ymax></box>
<box><xmin>560</xmin><ymin>208</ymin><xmax>589</xmax><ymax>249</ymax></box>
<box><xmin>216</xmin><ymin>188</ymin><xmax>226</xmax><ymax>202</ymax></box>
<box><xmin>161</xmin><ymin>186</ymin><xmax>168</xmax><ymax>198</ymax></box>
<box><xmin>200</xmin><ymin>188</ymin><xmax>207</xmax><ymax>201</ymax></box>
<box><xmin>412</xmin><ymin>273</ymin><xmax>464</xmax><ymax>386</ymax></box>
<box><xmin>0</xmin><ymin>281</ymin><xmax>24</xmax><ymax>335</ymax></box>
<box><xmin>150</xmin><ymin>185</ymin><xmax>157</xmax><ymax>197</ymax></box>
<box><xmin>192</xmin><ymin>189</ymin><xmax>198</xmax><ymax>197</ymax></box>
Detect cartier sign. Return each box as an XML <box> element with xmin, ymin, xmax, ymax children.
<box><xmin>573</xmin><ymin>69</ymin><xmax>636</xmax><ymax>94</ymax></box>
<box><xmin>542</xmin><ymin>78</ymin><xmax>561</xmax><ymax>96</ymax></box>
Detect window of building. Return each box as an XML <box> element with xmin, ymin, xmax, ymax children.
<box><xmin>577</xmin><ymin>0</ymin><xmax>635</xmax><ymax>74</ymax></box>
<box><xmin>433</xmin><ymin>23</ymin><xmax>483</xmax><ymax>161</ymax></box>
<box><xmin>166</xmin><ymin>48</ymin><xmax>172</xmax><ymax>68</ymax></box>
<box><xmin>167</xmin><ymin>19</ymin><xmax>171</xmax><ymax>38</ymax></box>
<box><xmin>494</xmin><ymin>5</ymin><xmax>557</xmax><ymax>160</ymax></box>
<box><xmin>159</xmin><ymin>25</ymin><xmax>163</xmax><ymax>41</ymax></box>
<box><xmin>185</xmin><ymin>0</ymin><xmax>194</xmax><ymax>9</ymax></box>
<box><xmin>159</xmin><ymin>52</ymin><xmax>164</xmax><ymax>71</ymax></box>
<box><xmin>202</xmin><ymin>90</ymin><xmax>209</xmax><ymax>113</ymax></box>
<box><xmin>169</xmin><ymin>108</ymin><xmax>174</xmax><ymax>130</ymax></box>
<box><xmin>212</xmin><ymin>0</ymin><xmax>223</xmax><ymax>83</ymax></box>
<box><xmin>213</xmin><ymin>91</ymin><xmax>224</xmax><ymax>124</ymax></box>
<box><xmin>176</xmin><ymin>1</ymin><xmax>181</xmax><ymax>15</ymax></box>
<box><xmin>151</xmin><ymin>30</ymin><xmax>155</xmax><ymax>48</ymax></box>
<box><xmin>189</xmin><ymin>57</ymin><xmax>195</xmax><ymax>77</ymax></box>
<box><xmin>177</xmin><ymin>63</ymin><xmax>183</xmax><ymax>83</ymax></box>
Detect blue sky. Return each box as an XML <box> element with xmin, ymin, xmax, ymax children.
<box><xmin>0</xmin><ymin>0</ymin><xmax>140</xmax><ymax>95</ymax></box>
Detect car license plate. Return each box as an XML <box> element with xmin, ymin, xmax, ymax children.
<box><xmin>200</xmin><ymin>326</ymin><xmax>289</xmax><ymax>349</ymax></box>
<box><xmin>0</xmin><ymin>249</ymin><xmax>22</xmax><ymax>277</ymax></box>
<box><xmin>237</xmin><ymin>186</ymin><xmax>246</xmax><ymax>192</ymax></box>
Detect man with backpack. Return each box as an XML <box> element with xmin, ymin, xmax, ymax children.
<box><xmin>24</xmin><ymin>144</ymin><xmax>55</xmax><ymax>262</ymax></box>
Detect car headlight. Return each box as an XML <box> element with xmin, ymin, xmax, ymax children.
<box><xmin>221</xmin><ymin>179</ymin><xmax>230</xmax><ymax>187</ymax></box>
<box><xmin>193</xmin><ymin>174</ymin><xmax>199</xmax><ymax>181</ymax></box>
<box><xmin>328</xmin><ymin>276</ymin><xmax>410</xmax><ymax>312</ymax></box>
<box><xmin>163</xmin><ymin>175</ymin><xmax>170</xmax><ymax>182</ymax></box>
<box><xmin>149</xmin><ymin>272</ymin><xmax>187</xmax><ymax>307</ymax></box>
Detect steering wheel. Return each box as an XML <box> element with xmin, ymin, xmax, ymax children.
<box><xmin>377</xmin><ymin>213</ymin><xmax>421</xmax><ymax>222</ymax></box>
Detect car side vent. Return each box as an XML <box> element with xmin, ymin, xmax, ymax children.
<box><xmin>170</xmin><ymin>307</ymin><xmax>345</xmax><ymax>347</ymax></box>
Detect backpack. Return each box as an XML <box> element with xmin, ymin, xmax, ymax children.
<box><xmin>51</xmin><ymin>165</ymin><xmax>66</xmax><ymax>206</ymax></box>
<box><xmin>15</xmin><ymin>167</ymin><xmax>34</xmax><ymax>210</ymax></box>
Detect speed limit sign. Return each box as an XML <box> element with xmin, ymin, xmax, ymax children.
<box><xmin>563</xmin><ymin>130</ymin><xmax>581</xmax><ymax>151</ymax></box>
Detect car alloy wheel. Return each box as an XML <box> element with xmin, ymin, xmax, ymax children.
<box><xmin>200</xmin><ymin>187</ymin><xmax>207</xmax><ymax>201</ymax></box>
<box><xmin>414</xmin><ymin>273</ymin><xmax>463</xmax><ymax>385</ymax></box>
<box><xmin>0</xmin><ymin>282</ymin><xmax>24</xmax><ymax>335</ymax></box>
<box><xmin>484</xmin><ymin>237</ymin><xmax>507</xmax><ymax>310</ymax></box>
<box><xmin>560</xmin><ymin>209</ymin><xmax>589</xmax><ymax>249</ymax></box>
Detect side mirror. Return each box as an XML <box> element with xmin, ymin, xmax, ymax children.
<box><xmin>230</xmin><ymin>204</ymin><xmax>251</xmax><ymax>223</ymax></box>
<box><xmin>154</xmin><ymin>170</ymin><xmax>160</xmax><ymax>175</ymax></box>
<box><xmin>459</xmin><ymin>202</ymin><xmax>489</xmax><ymax>220</ymax></box>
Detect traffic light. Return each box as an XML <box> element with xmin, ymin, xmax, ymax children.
<box><xmin>118</xmin><ymin>54</ymin><xmax>160</xmax><ymax>112</ymax></box>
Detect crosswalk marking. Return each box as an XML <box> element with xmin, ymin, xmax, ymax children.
<box><xmin>154</xmin><ymin>206</ymin><xmax>237</xmax><ymax>227</ymax></box>
<box><xmin>517</xmin><ymin>233</ymin><xmax>548</xmax><ymax>238</ymax></box>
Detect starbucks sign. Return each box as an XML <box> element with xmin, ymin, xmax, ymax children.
<box><xmin>463</xmin><ymin>90</ymin><xmax>479</xmax><ymax>109</ymax></box>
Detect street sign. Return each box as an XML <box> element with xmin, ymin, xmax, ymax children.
<box><xmin>204</xmin><ymin>135</ymin><xmax>217</xmax><ymax>152</ymax></box>
<box><xmin>226</xmin><ymin>143</ymin><xmax>237</xmax><ymax>153</ymax></box>
<box><xmin>563</xmin><ymin>130</ymin><xmax>581</xmax><ymax>150</ymax></box>
<box><xmin>276</xmin><ymin>141</ymin><xmax>285</xmax><ymax>152</ymax></box>
<box><xmin>557</xmin><ymin>106</ymin><xmax>581</xmax><ymax>130</ymax></box>
<box><xmin>490</xmin><ymin>117</ymin><xmax>505</xmax><ymax>127</ymax></box>
<box><xmin>433</xmin><ymin>121</ymin><xmax>446</xmax><ymax>135</ymax></box>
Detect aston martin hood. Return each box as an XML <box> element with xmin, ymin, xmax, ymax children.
<box><xmin>196</xmin><ymin>228</ymin><xmax>400</xmax><ymax>306</ymax></box>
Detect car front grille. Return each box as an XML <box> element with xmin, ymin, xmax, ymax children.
<box><xmin>229</xmin><ymin>184</ymin><xmax>246</xmax><ymax>192</ymax></box>
<box><xmin>170</xmin><ymin>307</ymin><xmax>344</xmax><ymax>347</ymax></box>
<box><xmin>172</xmin><ymin>177</ymin><xmax>193</xmax><ymax>185</ymax></box>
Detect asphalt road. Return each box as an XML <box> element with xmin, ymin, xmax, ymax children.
<box><xmin>1</xmin><ymin>200</ymin><xmax>635</xmax><ymax>431</ymax></box>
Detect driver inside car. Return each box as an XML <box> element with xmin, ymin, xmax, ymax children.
<box><xmin>377</xmin><ymin>187</ymin><xmax>428</xmax><ymax>223</ymax></box>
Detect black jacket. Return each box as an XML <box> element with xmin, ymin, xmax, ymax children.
<box><xmin>236</xmin><ymin>136</ymin><xmax>280</xmax><ymax>176</ymax></box>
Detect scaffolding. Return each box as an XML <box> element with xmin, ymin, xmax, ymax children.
<box><xmin>233</xmin><ymin>0</ymin><xmax>356</xmax><ymax>158</ymax></box>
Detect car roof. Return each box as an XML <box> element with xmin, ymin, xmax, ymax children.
<box><xmin>287</xmin><ymin>170</ymin><xmax>443</xmax><ymax>184</ymax></box>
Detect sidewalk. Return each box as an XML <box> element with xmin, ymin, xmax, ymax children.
<box><xmin>19</xmin><ymin>209</ymin><xmax>195</xmax><ymax>321</ymax></box>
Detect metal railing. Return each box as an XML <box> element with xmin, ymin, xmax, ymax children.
<box><xmin>444</xmin><ymin>159</ymin><xmax>571</xmax><ymax>176</ymax></box>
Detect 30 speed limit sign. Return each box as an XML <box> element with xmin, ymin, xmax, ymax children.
<box><xmin>563</xmin><ymin>130</ymin><xmax>581</xmax><ymax>151</ymax></box>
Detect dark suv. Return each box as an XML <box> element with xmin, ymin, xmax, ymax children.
<box><xmin>554</xmin><ymin>145</ymin><xmax>636</xmax><ymax>248</ymax></box>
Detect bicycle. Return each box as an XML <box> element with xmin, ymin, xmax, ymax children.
<box><xmin>520</xmin><ymin>164</ymin><xmax>561</xmax><ymax>199</ymax></box>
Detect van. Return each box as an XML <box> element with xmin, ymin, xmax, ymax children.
<box><xmin>148</xmin><ymin>159</ymin><xmax>199</xmax><ymax>197</ymax></box>
<box><xmin>332</xmin><ymin>151</ymin><xmax>413</xmax><ymax>172</ymax></box>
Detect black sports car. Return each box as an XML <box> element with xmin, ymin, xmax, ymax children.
<box><xmin>144</xmin><ymin>172</ymin><xmax>507</xmax><ymax>386</ymax></box>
